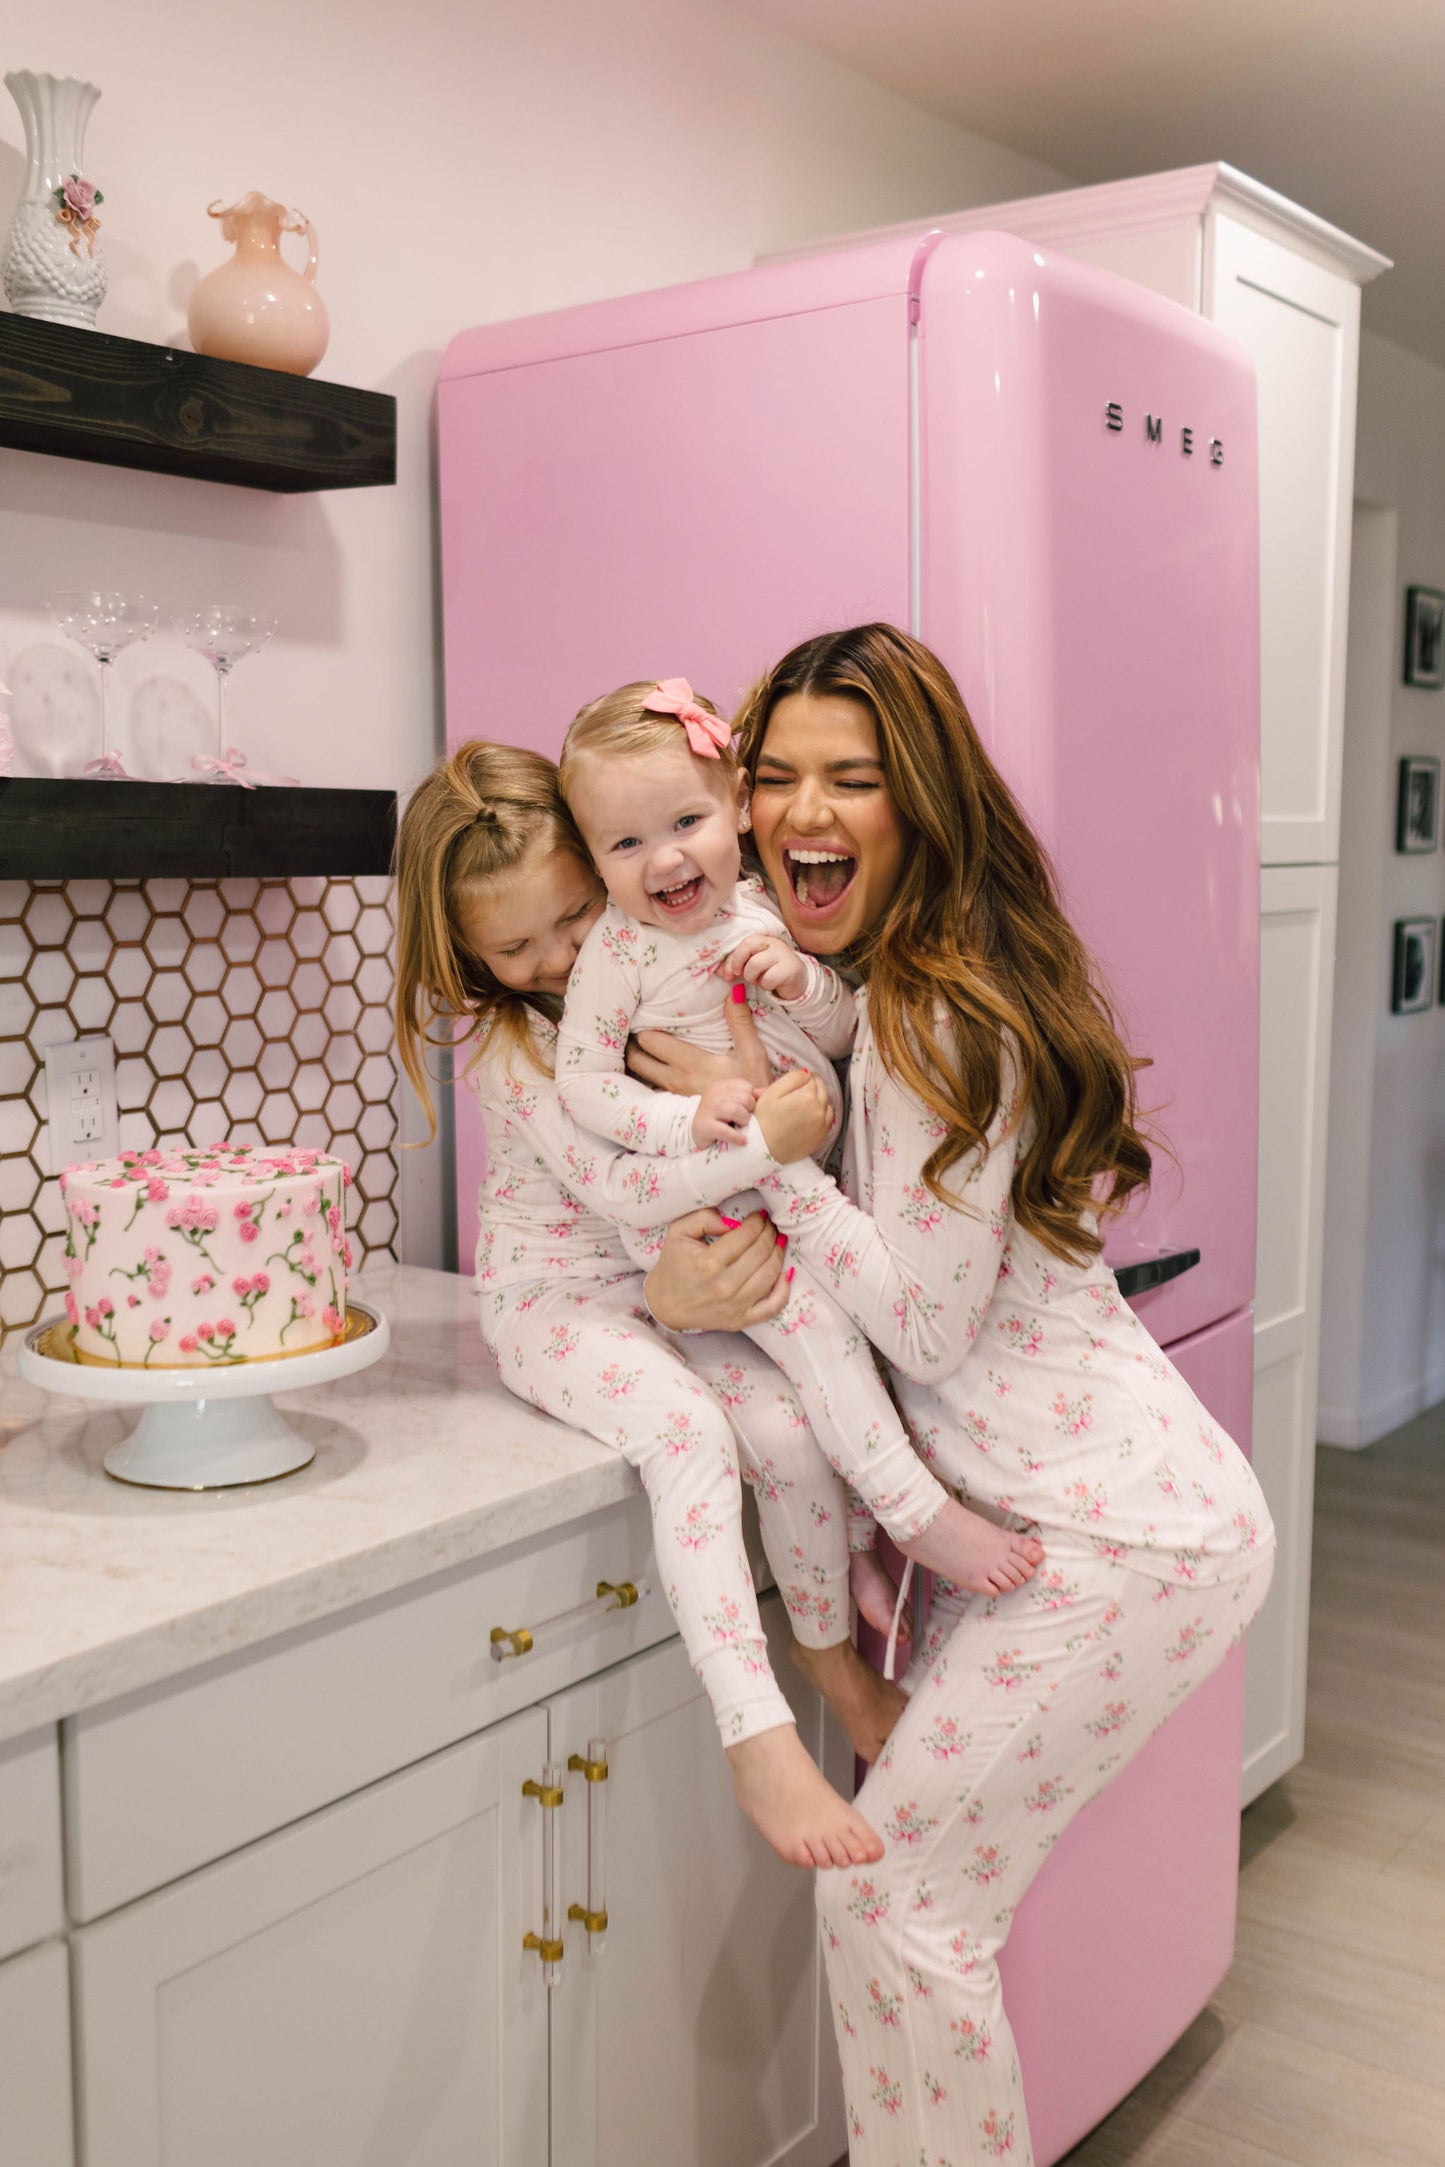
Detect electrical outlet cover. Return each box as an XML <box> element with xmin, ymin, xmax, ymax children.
<box><xmin>43</xmin><ymin>1035</ymin><xmax>121</xmax><ymax>1175</ymax></box>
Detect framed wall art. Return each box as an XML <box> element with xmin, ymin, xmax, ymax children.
<box><xmin>1405</xmin><ymin>586</ymin><xmax>1445</xmax><ymax>688</ymax></box>
<box><xmin>1392</xmin><ymin>917</ymin><xmax>1436</xmax><ymax>1014</ymax></box>
<box><xmin>1397</xmin><ymin>755</ymin><xmax>1441</xmax><ymax>852</ymax></box>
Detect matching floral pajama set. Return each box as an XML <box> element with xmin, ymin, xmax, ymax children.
<box><xmin>756</xmin><ymin>996</ymin><xmax>1276</xmax><ymax>2165</ymax></box>
<box><xmin>472</xmin><ymin>885</ymin><xmax>1275</xmax><ymax>2167</ymax></box>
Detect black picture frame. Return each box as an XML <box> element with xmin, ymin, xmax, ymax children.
<box><xmin>1405</xmin><ymin>586</ymin><xmax>1445</xmax><ymax>688</ymax></box>
<box><xmin>1397</xmin><ymin>756</ymin><xmax>1441</xmax><ymax>852</ymax></box>
<box><xmin>1393</xmin><ymin>917</ymin><xmax>1435</xmax><ymax>1014</ymax></box>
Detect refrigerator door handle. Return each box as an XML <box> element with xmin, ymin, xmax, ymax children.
<box><xmin>1112</xmin><ymin>1248</ymin><xmax>1202</xmax><ymax>1299</ymax></box>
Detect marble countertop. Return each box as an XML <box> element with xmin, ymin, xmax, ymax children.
<box><xmin>0</xmin><ymin>1263</ymin><xmax>637</xmax><ymax>1746</ymax></box>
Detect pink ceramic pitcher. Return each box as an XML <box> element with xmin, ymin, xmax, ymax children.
<box><xmin>187</xmin><ymin>192</ymin><xmax>328</xmax><ymax>376</ymax></box>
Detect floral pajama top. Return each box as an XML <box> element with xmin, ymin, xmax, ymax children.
<box><xmin>555</xmin><ymin>876</ymin><xmax>855</xmax><ymax>1157</ymax></box>
<box><xmin>468</xmin><ymin>1008</ymin><xmax>782</xmax><ymax>1315</ymax></box>
<box><xmin>758</xmin><ymin>991</ymin><xmax>1273</xmax><ymax>1587</ymax></box>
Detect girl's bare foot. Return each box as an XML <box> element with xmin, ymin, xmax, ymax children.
<box><xmin>903</xmin><ymin>1498</ymin><xmax>1044</xmax><ymax>1595</ymax></box>
<box><xmin>791</xmin><ymin>1638</ymin><xmax>909</xmax><ymax>1764</ymax></box>
<box><xmin>849</xmin><ymin>1548</ymin><xmax>914</xmax><ymax>1642</ymax></box>
<box><xmin>726</xmin><ymin>1723</ymin><xmax>885</xmax><ymax>1868</ymax></box>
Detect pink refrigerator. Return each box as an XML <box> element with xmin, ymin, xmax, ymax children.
<box><xmin>438</xmin><ymin>230</ymin><xmax>1259</xmax><ymax>2163</ymax></box>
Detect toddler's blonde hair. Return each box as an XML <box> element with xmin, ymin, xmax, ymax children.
<box><xmin>558</xmin><ymin>679</ymin><xmax>737</xmax><ymax>812</ymax></box>
<box><xmin>393</xmin><ymin>739</ymin><xmax>591</xmax><ymax>1137</ymax></box>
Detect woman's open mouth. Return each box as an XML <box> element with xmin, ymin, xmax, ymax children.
<box><xmin>783</xmin><ymin>847</ymin><xmax>857</xmax><ymax>917</ymax></box>
<box><xmin>652</xmin><ymin>873</ymin><xmax>706</xmax><ymax>915</ymax></box>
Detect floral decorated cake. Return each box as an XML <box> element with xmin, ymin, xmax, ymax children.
<box><xmin>59</xmin><ymin>1143</ymin><xmax>353</xmax><ymax>1366</ymax></box>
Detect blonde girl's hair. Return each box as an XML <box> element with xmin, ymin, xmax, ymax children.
<box><xmin>557</xmin><ymin>679</ymin><xmax>736</xmax><ymax>807</ymax></box>
<box><xmin>734</xmin><ymin>624</ymin><xmax>1153</xmax><ymax>1266</ymax></box>
<box><xmin>393</xmin><ymin>739</ymin><xmax>590</xmax><ymax>1140</ymax></box>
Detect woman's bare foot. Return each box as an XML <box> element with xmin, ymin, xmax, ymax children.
<box><xmin>903</xmin><ymin>1498</ymin><xmax>1044</xmax><ymax>1595</ymax></box>
<box><xmin>849</xmin><ymin>1548</ymin><xmax>914</xmax><ymax>1642</ymax></box>
<box><xmin>791</xmin><ymin>1638</ymin><xmax>909</xmax><ymax>1764</ymax></box>
<box><xmin>726</xmin><ymin>1723</ymin><xmax>885</xmax><ymax>1868</ymax></box>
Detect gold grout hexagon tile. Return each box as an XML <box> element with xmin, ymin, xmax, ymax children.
<box><xmin>0</xmin><ymin>877</ymin><xmax>399</xmax><ymax>1342</ymax></box>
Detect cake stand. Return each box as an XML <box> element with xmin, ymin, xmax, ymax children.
<box><xmin>17</xmin><ymin>1302</ymin><xmax>390</xmax><ymax>1491</ymax></box>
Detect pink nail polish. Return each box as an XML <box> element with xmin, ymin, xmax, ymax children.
<box><xmin>785</xmin><ymin>1266</ymin><xmax>795</xmax><ymax>1284</ymax></box>
<box><xmin>775</xmin><ymin>1232</ymin><xmax>788</xmax><ymax>1249</ymax></box>
<box><xmin>718</xmin><ymin>1215</ymin><xmax>741</xmax><ymax>1229</ymax></box>
<box><xmin>730</xmin><ymin>982</ymin><xmax>747</xmax><ymax>1003</ymax></box>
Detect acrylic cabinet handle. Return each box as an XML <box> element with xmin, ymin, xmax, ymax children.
<box><xmin>567</xmin><ymin>1738</ymin><xmax>610</xmax><ymax>1951</ymax></box>
<box><xmin>522</xmin><ymin>1764</ymin><xmax>565</xmax><ymax>1985</ymax></box>
<box><xmin>489</xmin><ymin>1578</ymin><xmax>652</xmax><ymax>1663</ymax></box>
<box><xmin>1112</xmin><ymin>1247</ymin><xmax>1202</xmax><ymax>1298</ymax></box>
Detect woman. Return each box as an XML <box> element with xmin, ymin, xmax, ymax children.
<box><xmin>637</xmin><ymin>624</ymin><xmax>1274</xmax><ymax>2165</ymax></box>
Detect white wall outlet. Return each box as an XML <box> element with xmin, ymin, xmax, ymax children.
<box><xmin>43</xmin><ymin>1035</ymin><xmax>121</xmax><ymax>1175</ymax></box>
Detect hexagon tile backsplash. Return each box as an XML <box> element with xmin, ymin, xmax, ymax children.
<box><xmin>0</xmin><ymin>876</ymin><xmax>399</xmax><ymax>1340</ymax></box>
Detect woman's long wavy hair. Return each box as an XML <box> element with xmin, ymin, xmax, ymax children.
<box><xmin>734</xmin><ymin>625</ymin><xmax>1153</xmax><ymax>1264</ymax></box>
<box><xmin>393</xmin><ymin>740</ymin><xmax>590</xmax><ymax>1139</ymax></box>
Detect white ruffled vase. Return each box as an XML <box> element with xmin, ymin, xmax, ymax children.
<box><xmin>2</xmin><ymin>71</ymin><xmax>108</xmax><ymax>328</ymax></box>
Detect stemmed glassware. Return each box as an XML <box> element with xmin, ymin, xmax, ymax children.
<box><xmin>173</xmin><ymin>605</ymin><xmax>281</xmax><ymax>783</ymax></box>
<box><xmin>48</xmin><ymin>592</ymin><xmax>159</xmax><ymax>779</ymax></box>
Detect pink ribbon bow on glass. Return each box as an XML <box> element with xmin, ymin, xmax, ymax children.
<box><xmin>188</xmin><ymin>749</ymin><xmax>299</xmax><ymax>789</ymax></box>
<box><xmin>642</xmin><ymin>677</ymin><xmax>731</xmax><ymax>760</ymax></box>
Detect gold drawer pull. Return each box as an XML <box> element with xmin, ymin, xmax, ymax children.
<box><xmin>488</xmin><ymin>1578</ymin><xmax>652</xmax><ymax>1663</ymax></box>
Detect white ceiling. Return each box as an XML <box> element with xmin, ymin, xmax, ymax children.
<box><xmin>728</xmin><ymin>0</ymin><xmax>1445</xmax><ymax>362</ymax></box>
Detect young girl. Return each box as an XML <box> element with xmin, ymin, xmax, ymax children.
<box><xmin>395</xmin><ymin>739</ymin><xmax>898</xmax><ymax>1869</ymax></box>
<box><xmin>555</xmin><ymin>677</ymin><xmax>1045</xmax><ymax>1619</ymax></box>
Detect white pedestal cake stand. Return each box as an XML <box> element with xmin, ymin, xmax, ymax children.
<box><xmin>17</xmin><ymin>1301</ymin><xmax>390</xmax><ymax>1490</ymax></box>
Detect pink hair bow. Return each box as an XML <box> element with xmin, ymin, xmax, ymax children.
<box><xmin>642</xmin><ymin>676</ymin><xmax>731</xmax><ymax>760</ymax></box>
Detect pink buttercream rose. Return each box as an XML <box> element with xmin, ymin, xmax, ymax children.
<box><xmin>97</xmin><ymin>1297</ymin><xmax>114</xmax><ymax>1317</ymax></box>
<box><xmin>148</xmin><ymin>1180</ymin><xmax>169</xmax><ymax>1203</ymax></box>
<box><xmin>254</xmin><ymin>1271</ymin><xmax>270</xmax><ymax>1294</ymax></box>
<box><xmin>192</xmin><ymin>1273</ymin><xmax>215</xmax><ymax>1295</ymax></box>
<box><xmin>64</xmin><ymin>1254</ymin><xmax>83</xmax><ymax>1278</ymax></box>
<box><xmin>178</xmin><ymin>1334</ymin><xmax>198</xmax><ymax>1353</ymax></box>
<box><xmin>149</xmin><ymin>1318</ymin><xmax>169</xmax><ymax>1343</ymax></box>
<box><xmin>239</xmin><ymin>1221</ymin><xmax>259</xmax><ymax>1243</ymax></box>
<box><xmin>322</xmin><ymin>1306</ymin><xmax>344</xmax><ymax>1335</ymax></box>
<box><xmin>127</xmin><ymin>1294</ymin><xmax>140</xmax><ymax>1308</ymax></box>
<box><xmin>232</xmin><ymin>1276</ymin><xmax>252</xmax><ymax>1296</ymax></box>
<box><xmin>233</xmin><ymin>1201</ymin><xmax>253</xmax><ymax>1219</ymax></box>
<box><xmin>84</xmin><ymin>1307</ymin><xmax>99</xmax><ymax>1329</ymax></box>
<box><xmin>217</xmin><ymin>1316</ymin><xmax>237</xmax><ymax>1338</ymax></box>
<box><xmin>65</xmin><ymin>1291</ymin><xmax>79</xmax><ymax>1325</ymax></box>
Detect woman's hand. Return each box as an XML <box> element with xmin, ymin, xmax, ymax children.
<box><xmin>644</xmin><ymin>1208</ymin><xmax>790</xmax><ymax>1331</ymax></box>
<box><xmin>755</xmin><ymin>1068</ymin><xmax>833</xmax><ymax>1164</ymax></box>
<box><xmin>626</xmin><ymin>986</ymin><xmax>774</xmax><ymax>1095</ymax></box>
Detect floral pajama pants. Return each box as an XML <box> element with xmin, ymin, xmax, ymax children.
<box><xmin>485</xmin><ymin>1272</ymin><xmax>856</xmax><ymax>1743</ymax></box>
<box><xmin>817</xmin><ymin>1535</ymin><xmax>1275</xmax><ymax>2165</ymax></box>
<box><xmin>622</xmin><ymin>1189</ymin><xmax>945</xmax><ymax>1549</ymax></box>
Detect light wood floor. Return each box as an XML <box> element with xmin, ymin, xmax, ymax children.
<box><xmin>1063</xmin><ymin>1409</ymin><xmax>1445</xmax><ymax>2164</ymax></box>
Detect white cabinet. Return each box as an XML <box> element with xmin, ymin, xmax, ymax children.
<box><xmin>72</xmin><ymin>1709</ymin><xmax>550</xmax><ymax>2167</ymax></box>
<box><xmin>0</xmin><ymin>1939</ymin><xmax>74</xmax><ymax>2167</ymax></box>
<box><xmin>548</xmin><ymin>1597</ymin><xmax>845</xmax><ymax>2167</ymax></box>
<box><xmin>64</xmin><ymin>1551</ymin><xmax>838</xmax><ymax>2167</ymax></box>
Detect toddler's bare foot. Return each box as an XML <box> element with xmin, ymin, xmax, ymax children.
<box><xmin>726</xmin><ymin>1723</ymin><xmax>884</xmax><ymax>1868</ymax></box>
<box><xmin>849</xmin><ymin>1548</ymin><xmax>914</xmax><ymax>1642</ymax></box>
<box><xmin>903</xmin><ymin>1498</ymin><xmax>1044</xmax><ymax>1595</ymax></box>
<box><xmin>791</xmin><ymin>1637</ymin><xmax>909</xmax><ymax>1764</ymax></box>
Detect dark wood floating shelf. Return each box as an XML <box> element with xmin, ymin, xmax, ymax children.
<box><xmin>0</xmin><ymin>778</ymin><xmax>396</xmax><ymax>880</ymax></box>
<box><xmin>0</xmin><ymin>314</ymin><xmax>396</xmax><ymax>492</ymax></box>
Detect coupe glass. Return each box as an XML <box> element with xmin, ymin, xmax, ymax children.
<box><xmin>174</xmin><ymin>606</ymin><xmax>279</xmax><ymax>783</ymax></box>
<box><xmin>48</xmin><ymin>592</ymin><xmax>159</xmax><ymax>779</ymax></box>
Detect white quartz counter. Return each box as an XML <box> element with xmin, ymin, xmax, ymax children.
<box><xmin>0</xmin><ymin>1264</ymin><xmax>636</xmax><ymax>1745</ymax></box>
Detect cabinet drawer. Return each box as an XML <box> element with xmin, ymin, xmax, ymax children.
<box><xmin>0</xmin><ymin>1729</ymin><xmax>63</xmax><ymax>1960</ymax></box>
<box><xmin>65</xmin><ymin>1494</ymin><xmax>676</xmax><ymax>1921</ymax></box>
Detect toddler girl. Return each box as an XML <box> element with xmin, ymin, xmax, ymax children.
<box><xmin>555</xmin><ymin>678</ymin><xmax>1045</xmax><ymax>1609</ymax></box>
<box><xmin>395</xmin><ymin>739</ymin><xmax>891</xmax><ymax>1868</ymax></box>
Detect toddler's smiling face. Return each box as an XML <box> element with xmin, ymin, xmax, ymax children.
<box><xmin>569</xmin><ymin>743</ymin><xmax>748</xmax><ymax>936</ymax></box>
